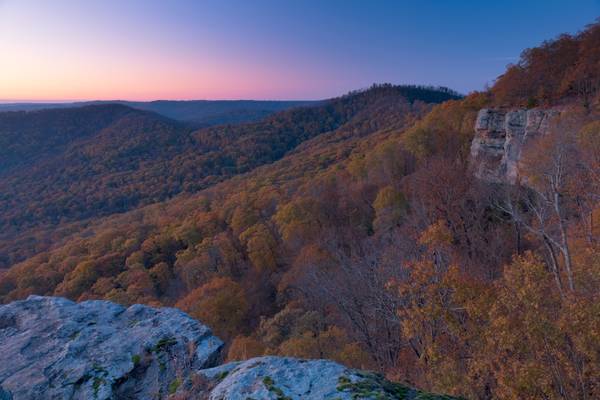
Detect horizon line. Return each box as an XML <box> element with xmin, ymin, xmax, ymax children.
<box><xmin>0</xmin><ymin>98</ymin><xmax>322</xmax><ymax>104</ymax></box>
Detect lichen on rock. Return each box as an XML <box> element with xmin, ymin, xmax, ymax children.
<box><xmin>198</xmin><ymin>356</ymin><xmax>461</xmax><ymax>400</ymax></box>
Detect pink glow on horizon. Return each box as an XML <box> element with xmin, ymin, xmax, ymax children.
<box><xmin>0</xmin><ymin>1</ymin><xmax>350</xmax><ymax>101</ymax></box>
<box><xmin>0</xmin><ymin>49</ymin><xmax>331</xmax><ymax>101</ymax></box>
<box><xmin>2</xmin><ymin>0</ymin><xmax>596</xmax><ymax>101</ymax></box>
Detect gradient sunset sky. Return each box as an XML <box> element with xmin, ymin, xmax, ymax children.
<box><xmin>1</xmin><ymin>0</ymin><xmax>599</xmax><ymax>101</ymax></box>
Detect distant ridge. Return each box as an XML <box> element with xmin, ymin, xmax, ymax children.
<box><xmin>0</xmin><ymin>99</ymin><xmax>317</xmax><ymax>127</ymax></box>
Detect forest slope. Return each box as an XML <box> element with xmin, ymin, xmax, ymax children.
<box><xmin>0</xmin><ymin>86</ymin><xmax>460</xmax><ymax>268</ymax></box>
<box><xmin>0</xmin><ymin>83</ymin><xmax>464</xmax><ymax>305</ymax></box>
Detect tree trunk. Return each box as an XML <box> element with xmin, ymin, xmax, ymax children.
<box><xmin>554</xmin><ymin>191</ymin><xmax>574</xmax><ymax>291</ymax></box>
<box><xmin>543</xmin><ymin>236</ymin><xmax>564</xmax><ymax>295</ymax></box>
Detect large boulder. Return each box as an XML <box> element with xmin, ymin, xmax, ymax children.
<box><xmin>0</xmin><ymin>295</ymin><xmax>223</xmax><ymax>399</ymax></box>
<box><xmin>470</xmin><ymin>108</ymin><xmax>560</xmax><ymax>183</ymax></box>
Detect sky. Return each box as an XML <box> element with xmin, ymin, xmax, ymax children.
<box><xmin>0</xmin><ymin>0</ymin><xmax>598</xmax><ymax>101</ymax></box>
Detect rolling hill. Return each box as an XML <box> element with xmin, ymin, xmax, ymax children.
<box><xmin>0</xmin><ymin>85</ymin><xmax>461</xmax><ymax>268</ymax></box>
<box><xmin>0</xmin><ymin>99</ymin><xmax>316</xmax><ymax>127</ymax></box>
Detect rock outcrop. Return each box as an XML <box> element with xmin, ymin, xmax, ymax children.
<box><xmin>0</xmin><ymin>296</ymin><xmax>458</xmax><ymax>399</ymax></box>
<box><xmin>0</xmin><ymin>296</ymin><xmax>223</xmax><ymax>399</ymax></box>
<box><xmin>470</xmin><ymin>108</ymin><xmax>560</xmax><ymax>183</ymax></box>
<box><xmin>199</xmin><ymin>356</ymin><xmax>450</xmax><ymax>400</ymax></box>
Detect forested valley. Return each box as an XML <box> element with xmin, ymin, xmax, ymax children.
<box><xmin>0</xmin><ymin>86</ymin><xmax>458</xmax><ymax>268</ymax></box>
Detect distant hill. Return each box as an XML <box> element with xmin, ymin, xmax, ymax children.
<box><xmin>0</xmin><ymin>99</ymin><xmax>317</xmax><ymax>127</ymax></box>
<box><xmin>0</xmin><ymin>85</ymin><xmax>461</xmax><ymax>268</ymax></box>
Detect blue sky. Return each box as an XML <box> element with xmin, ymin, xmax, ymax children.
<box><xmin>0</xmin><ymin>0</ymin><xmax>598</xmax><ymax>100</ymax></box>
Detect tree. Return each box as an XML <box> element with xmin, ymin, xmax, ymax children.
<box><xmin>372</xmin><ymin>186</ymin><xmax>408</xmax><ymax>232</ymax></box>
<box><xmin>176</xmin><ymin>277</ymin><xmax>249</xmax><ymax>341</ymax></box>
<box><xmin>575</xmin><ymin>121</ymin><xmax>600</xmax><ymax>242</ymax></box>
<box><xmin>226</xmin><ymin>335</ymin><xmax>266</xmax><ymax>361</ymax></box>
<box><xmin>474</xmin><ymin>252</ymin><xmax>600</xmax><ymax>400</ymax></box>
<box><xmin>498</xmin><ymin>121</ymin><xmax>584</xmax><ymax>293</ymax></box>
<box><xmin>239</xmin><ymin>223</ymin><xmax>279</xmax><ymax>274</ymax></box>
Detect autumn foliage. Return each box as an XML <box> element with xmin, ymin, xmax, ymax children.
<box><xmin>492</xmin><ymin>19</ymin><xmax>600</xmax><ymax>108</ymax></box>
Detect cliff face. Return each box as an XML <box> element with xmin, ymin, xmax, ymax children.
<box><xmin>0</xmin><ymin>296</ymin><xmax>458</xmax><ymax>400</ymax></box>
<box><xmin>470</xmin><ymin>108</ymin><xmax>560</xmax><ymax>184</ymax></box>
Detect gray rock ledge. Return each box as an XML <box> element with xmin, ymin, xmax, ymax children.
<box><xmin>0</xmin><ymin>295</ymin><xmax>223</xmax><ymax>399</ymax></box>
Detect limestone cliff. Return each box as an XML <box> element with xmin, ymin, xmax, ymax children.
<box><xmin>470</xmin><ymin>108</ymin><xmax>560</xmax><ymax>183</ymax></box>
<box><xmin>0</xmin><ymin>296</ymin><xmax>459</xmax><ymax>399</ymax></box>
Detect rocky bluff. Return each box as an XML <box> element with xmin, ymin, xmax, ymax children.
<box><xmin>470</xmin><ymin>108</ymin><xmax>560</xmax><ymax>184</ymax></box>
<box><xmin>0</xmin><ymin>296</ymin><xmax>457</xmax><ymax>399</ymax></box>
